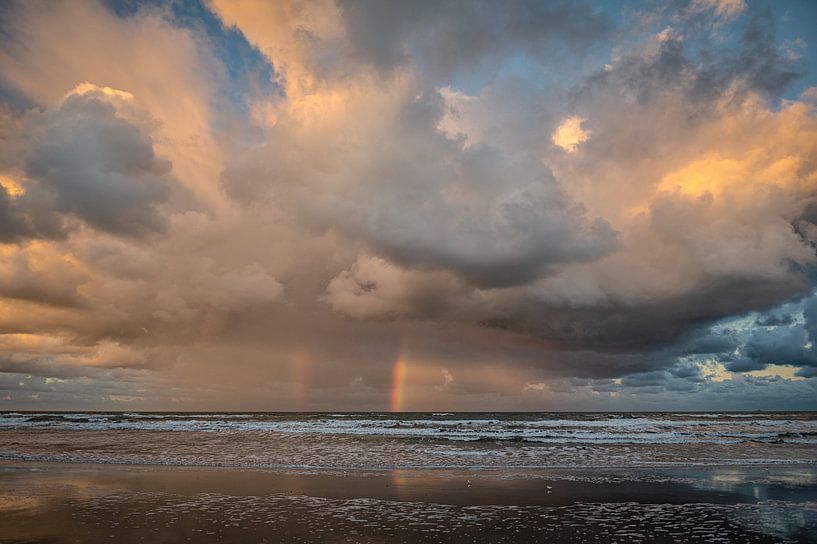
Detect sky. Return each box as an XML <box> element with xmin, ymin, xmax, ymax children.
<box><xmin>1</xmin><ymin>0</ymin><xmax>817</xmax><ymax>411</ymax></box>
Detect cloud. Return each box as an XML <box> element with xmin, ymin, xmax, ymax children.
<box><xmin>222</xmin><ymin>79</ymin><xmax>618</xmax><ymax>289</ymax></box>
<box><xmin>336</xmin><ymin>0</ymin><xmax>611</xmax><ymax>80</ymax></box>
<box><xmin>0</xmin><ymin>84</ymin><xmax>173</xmax><ymax>240</ymax></box>
<box><xmin>325</xmin><ymin>255</ymin><xmax>468</xmax><ymax>320</ymax></box>
<box><xmin>0</xmin><ymin>0</ymin><xmax>227</xmax><ymax>210</ymax></box>
<box><xmin>209</xmin><ymin>0</ymin><xmax>610</xmax><ymax>88</ymax></box>
<box><xmin>716</xmin><ymin>293</ymin><xmax>817</xmax><ymax>377</ymax></box>
<box><xmin>0</xmin><ymin>0</ymin><xmax>816</xmax><ymax>409</ymax></box>
<box><xmin>0</xmin><ymin>186</ymin><xmax>35</xmax><ymax>243</ymax></box>
<box><xmin>690</xmin><ymin>0</ymin><xmax>746</xmax><ymax>20</ymax></box>
<box><xmin>552</xmin><ymin>116</ymin><xmax>590</xmax><ymax>153</ymax></box>
<box><xmin>190</xmin><ymin>1</ymin><xmax>817</xmax><ymax>382</ymax></box>
<box><xmin>0</xmin><ymin>242</ymin><xmax>88</xmax><ymax>308</ymax></box>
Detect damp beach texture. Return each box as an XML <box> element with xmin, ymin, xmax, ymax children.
<box><xmin>1</xmin><ymin>412</ymin><xmax>816</xmax><ymax>543</ymax></box>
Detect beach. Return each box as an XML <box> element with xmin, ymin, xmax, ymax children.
<box><xmin>1</xmin><ymin>462</ymin><xmax>816</xmax><ymax>543</ymax></box>
<box><xmin>1</xmin><ymin>412</ymin><xmax>816</xmax><ymax>543</ymax></box>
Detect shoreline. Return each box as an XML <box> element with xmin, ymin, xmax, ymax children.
<box><xmin>2</xmin><ymin>455</ymin><xmax>817</xmax><ymax>472</ymax></box>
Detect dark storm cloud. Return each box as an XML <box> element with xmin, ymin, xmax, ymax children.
<box><xmin>803</xmin><ymin>294</ymin><xmax>817</xmax><ymax>343</ymax></box>
<box><xmin>472</xmin><ymin>274</ymin><xmax>807</xmax><ymax>354</ymax></box>
<box><xmin>755</xmin><ymin>313</ymin><xmax>794</xmax><ymax>327</ymax></box>
<box><xmin>498</xmin><ymin>325</ymin><xmax>714</xmax><ymax>386</ymax></box>
<box><xmin>225</xmin><ymin>86</ymin><xmax>619</xmax><ymax>289</ymax></box>
<box><xmin>353</xmin><ymin>144</ymin><xmax>620</xmax><ymax>288</ymax></box>
<box><xmin>741</xmin><ymin>327</ymin><xmax>816</xmax><ymax>368</ymax></box>
<box><xmin>725</xmin><ymin>293</ymin><xmax>817</xmax><ymax>376</ymax></box>
<box><xmin>0</xmin><ymin>87</ymin><xmax>173</xmax><ymax>243</ymax></box>
<box><xmin>0</xmin><ymin>356</ymin><xmax>93</xmax><ymax>380</ymax></box>
<box><xmin>0</xmin><ymin>187</ymin><xmax>35</xmax><ymax>243</ymax></box>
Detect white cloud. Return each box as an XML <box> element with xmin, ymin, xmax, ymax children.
<box><xmin>552</xmin><ymin>116</ymin><xmax>590</xmax><ymax>153</ymax></box>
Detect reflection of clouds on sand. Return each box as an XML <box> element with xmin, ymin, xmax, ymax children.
<box><xmin>769</xmin><ymin>468</ymin><xmax>817</xmax><ymax>487</ymax></box>
<box><xmin>0</xmin><ymin>494</ymin><xmax>41</xmax><ymax>512</ymax></box>
<box><xmin>2</xmin><ymin>473</ymin><xmax>815</xmax><ymax>543</ymax></box>
<box><xmin>733</xmin><ymin>502</ymin><xmax>817</xmax><ymax>542</ymax></box>
<box><xmin>699</xmin><ymin>466</ymin><xmax>817</xmax><ymax>492</ymax></box>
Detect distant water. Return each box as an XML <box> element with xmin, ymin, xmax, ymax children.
<box><xmin>2</xmin><ymin>412</ymin><xmax>816</xmax><ymax>469</ymax></box>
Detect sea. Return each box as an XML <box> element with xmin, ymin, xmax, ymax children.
<box><xmin>2</xmin><ymin>411</ymin><xmax>817</xmax><ymax>542</ymax></box>
<box><xmin>2</xmin><ymin>411</ymin><xmax>816</xmax><ymax>469</ymax></box>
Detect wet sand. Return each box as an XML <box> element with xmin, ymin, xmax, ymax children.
<box><xmin>1</xmin><ymin>462</ymin><xmax>816</xmax><ymax>543</ymax></box>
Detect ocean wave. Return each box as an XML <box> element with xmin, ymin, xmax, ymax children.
<box><xmin>2</xmin><ymin>412</ymin><xmax>816</xmax><ymax>446</ymax></box>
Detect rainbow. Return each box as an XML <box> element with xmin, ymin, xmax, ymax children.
<box><xmin>290</xmin><ymin>349</ymin><xmax>312</xmax><ymax>410</ymax></box>
<box><xmin>390</xmin><ymin>350</ymin><xmax>408</xmax><ymax>412</ymax></box>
